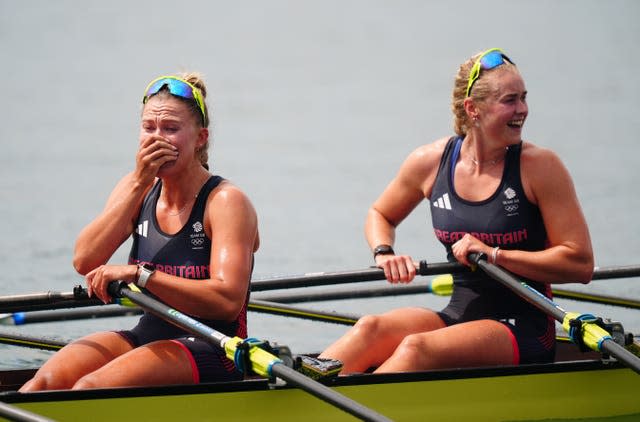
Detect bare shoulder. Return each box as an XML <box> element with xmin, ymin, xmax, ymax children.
<box><xmin>105</xmin><ymin>172</ymin><xmax>154</xmax><ymax>206</ymax></box>
<box><xmin>407</xmin><ymin>137</ymin><xmax>449</xmax><ymax>161</ymax></box>
<box><xmin>520</xmin><ymin>141</ymin><xmax>561</xmax><ymax>161</ymax></box>
<box><xmin>520</xmin><ymin>142</ymin><xmax>575</xmax><ymax>203</ymax></box>
<box><xmin>208</xmin><ymin>180</ymin><xmax>255</xmax><ymax>211</ymax></box>
<box><xmin>520</xmin><ymin>142</ymin><xmax>568</xmax><ymax>176</ymax></box>
<box><xmin>401</xmin><ymin>137</ymin><xmax>450</xmax><ymax>175</ymax></box>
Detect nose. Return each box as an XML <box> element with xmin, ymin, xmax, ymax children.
<box><xmin>516</xmin><ymin>98</ymin><xmax>528</xmax><ymax>114</ymax></box>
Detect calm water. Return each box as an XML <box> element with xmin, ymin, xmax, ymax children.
<box><xmin>1</xmin><ymin>0</ymin><xmax>639</xmax><ymax>369</ymax></box>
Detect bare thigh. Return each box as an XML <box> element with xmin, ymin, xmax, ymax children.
<box><xmin>377</xmin><ymin>319</ymin><xmax>515</xmax><ymax>373</ymax></box>
<box><xmin>72</xmin><ymin>339</ymin><xmax>194</xmax><ymax>389</ymax></box>
<box><xmin>20</xmin><ymin>331</ymin><xmax>133</xmax><ymax>391</ymax></box>
<box><xmin>321</xmin><ymin>307</ymin><xmax>446</xmax><ymax>373</ymax></box>
<box><xmin>364</xmin><ymin>306</ymin><xmax>447</xmax><ymax>340</ymax></box>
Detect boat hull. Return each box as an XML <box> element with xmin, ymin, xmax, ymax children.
<box><xmin>2</xmin><ymin>359</ymin><xmax>639</xmax><ymax>421</ymax></box>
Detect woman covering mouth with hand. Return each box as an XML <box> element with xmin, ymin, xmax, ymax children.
<box><xmin>20</xmin><ymin>72</ymin><xmax>260</xmax><ymax>391</ymax></box>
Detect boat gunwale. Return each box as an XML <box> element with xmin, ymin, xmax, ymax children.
<box><xmin>0</xmin><ymin>357</ymin><xmax>628</xmax><ymax>404</ymax></box>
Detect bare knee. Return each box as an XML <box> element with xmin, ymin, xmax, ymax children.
<box><xmin>72</xmin><ymin>372</ymin><xmax>107</xmax><ymax>390</ymax></box>
<box><xmin>19</xmin><ymin>370</ymin><xmax>74</xmax><ymax>392</ymax></box>
<box><xmin>394</xmin><ymin>334</ymin><xmax>426</xmax><ymax>362</ymax></box>
<box><xmin>352</xmin><ymin>314</ymin><xmax>386</xmax><ymax>337</ymax></box>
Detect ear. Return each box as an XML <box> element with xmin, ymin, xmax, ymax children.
<box><xmin>463</xmin><ymin>97</ymin><xmax>479</xmax><ymax>121</ymax></box>
<box><xmin>196</xmin><ymin>127</ymin><xmax>209</xmax><ymax>149</ymax></box>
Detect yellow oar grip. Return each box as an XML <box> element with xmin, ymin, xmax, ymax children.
<box><xmin>562</xmin><ymin>312</ymin><xmax>612</xmax><ymax>352</ymax></box>
<box><xmin>224</xmin><ymin>336</ymin><xmax>283</xmax><ymax>378</ymax></box>
<box><xmin>430</xmin><ymin>274</ymin><xmax>453</xmax><ymax>296</ymax></box>
<box><xmin>114</xmin><ymin>283</ymin><xmax>140</xmax><ymax>307</ymax></box>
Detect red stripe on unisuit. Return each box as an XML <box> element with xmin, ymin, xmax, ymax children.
<box><xmin>171</xmin><ymin>339</ymin><xmax>200</xmax><ymax>384</ymax></box>
<box><xmin>505</xmin><ymin>327</ymin><xmax>520</xmax><ymax>365</ymax></box>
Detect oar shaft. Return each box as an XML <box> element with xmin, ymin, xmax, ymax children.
<box><xmin>0</xmin><ymin>286</ymin><xmax>91</xmax><ymax>307</ymax></box>
<box><xmin>254</xmin><ymin>284</ymin><xmax>432</xmax><ymax>303</ymax></box>
<box><xmin>1</xmin><ymin>307</ymin><xmax>143</xmax><ymax>326</ymax></box>
<box><xmin>0</xmin><ymin>291</ymin><xmax>76</xmax><ymax>305</ymax></box>
<box><xmin>256</xmin><ymin>283</ymin><xmax>640</xmax><ymax>310</ymax></box>
<box><xmin>592</xmin><ymin>265</ymin><xmax>640</xmax><ymax>280</ymax></box>
<box><xmin>0</xmin><ymin>330</ymin><xmax>67</xmax><ymax>351</ymax></box>
<box><xmin>108</xmin><ymin>282</ymin><xmax>391</xmax><ymax>422</ymax></box>
<box><xmin>0</xmin><ymin>264</ymin><xmax>636</xmax><ymax>312</ymax></box>
<box><xmin>600</xmin><ymin>339</ymin><xmax>640</xmax><ymax>373</ymax></box>
<box><xmin>552</xmin><ymin>289</ymin><xmax>640</xmax><ymax>309</ymax></box>
<box><xmin>251</xmin><ymin>261</ymin><xmax>466</xmax><ymax>291</ymax></box>
<box><xmin>474</xmin><ymin>258</ymin><xmax>566</xmax><ymax>321</ymax></box>
<box><xmin>249</xmin><ymin>300</ymin><xmax>360</xmax><ymax>325</ymax></box>
<box><xmin>109</xmin><ymin>283</ymin><xmax>227</xmax><ymax>346</ymax></box>
<box><xmin>270</xmin><ymin>364</ymin><xmax>391</xmax><ymax>422</ymax></box>
<box><xmin>250</xmin><ymin>262</ymin><xmax>640</xmax><ymax>292</ymax></box>
<box><xmin>0</xmin><ymin>401</ymin><xmax>55</xmax><ymax>422</ymax></box>
<box><xmin>469</xmin><ymin>253</ymin><xmax>640</xmax><ymax>375</ymax></box>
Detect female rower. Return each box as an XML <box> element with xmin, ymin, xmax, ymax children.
<box><xmin>319</xmin><ymin>48</ymin><xmax>594</xmax><ymax>373</ymax></box>
<box><xmin>20</xmin><ymin>73</ymin><xmax>259</xmax><ymax>390</ymax></box>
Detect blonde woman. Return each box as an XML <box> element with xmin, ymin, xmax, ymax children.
<box><xmin>21</xmin><ymin>73</ymin><xmax>259</xmax><ymax>390</ymax></box>
<box><xmin>320</xmin><ymin>49</ymin><xmax>593</xmax><ymax>373</ymax></box>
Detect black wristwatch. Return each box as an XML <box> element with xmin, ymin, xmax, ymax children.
<box><xmin>373</xmin><ymin>244</ymin><xmax>395</xmax><ymax>259</ymax></box>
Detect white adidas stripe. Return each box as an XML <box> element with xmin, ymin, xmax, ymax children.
<box><xmin>136</xmin><ymin>220</ymin><xmax>149</xmax><ymax>237</ymax></box>
<box><xmin>433</xmin><ymin>193</ymin><xmax>452</xmax><ymax>210</ymax></box>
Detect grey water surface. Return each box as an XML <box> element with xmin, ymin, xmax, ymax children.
<box><xmin>1</xmin><ymin>0</ymin><xmax>638</xmax><ymax>369</ymax></box>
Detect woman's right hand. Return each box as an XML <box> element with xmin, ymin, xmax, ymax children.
<box><xmin>134</xmin><ymin>136</ymin><xmax>179</xmax><ymax>185</ymax></box>
<box><xmin>375</xmin><ymin>254</ymin><xmax>417</xmax><ymax>283</ymax></box>
<box><xmin>85</xmin><ymin>264</ymin><xmax>138</xmax><ymax>304</ymax></box>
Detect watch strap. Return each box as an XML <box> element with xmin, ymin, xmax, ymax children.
<box><xmin>136</xmin><ymin>264</ymin><xmax>154</xmax><ymax>288</ymax></box>
<box><xmin>373</xmin><ymin>244</ymin><xmax>395</xmax><ymax>259</ymax></box>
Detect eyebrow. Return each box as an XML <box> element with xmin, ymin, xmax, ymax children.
<box><xmin>501</xmin><ymin>90</ymin><xmax>527</xmax><ymax>99</ymax></box>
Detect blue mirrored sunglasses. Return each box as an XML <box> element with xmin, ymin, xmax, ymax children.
<box><xmin>142</xmin><ymin>76</ymin><xmax>206</xmax><ymax>125</ymax></box>
<box><xmin>465</xmin><ymin>48</ymin><xmax>514</xmax><ymax>97</ymax></box>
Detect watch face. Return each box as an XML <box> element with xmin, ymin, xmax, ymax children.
<box><xmin>141</xmin><ymin>263</ymin><xmax>155</xmax><ymax>271</ymax></box>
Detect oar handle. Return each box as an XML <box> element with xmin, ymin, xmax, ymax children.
<box><xmin>251</xmin><ymin>261</ymin><xmax>468</xmax><ymax>292</ymax></box>
<box><xmin>417</xmin><ymin>260</ymin><xmax>467</xmax><ymax>276</ymax></box>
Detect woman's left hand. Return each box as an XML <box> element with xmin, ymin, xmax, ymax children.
<box><xmin>85</xmin><ymin>264</ymin><xmax>137</xmax><ymax>304</ymax></box>
<box><xmin>451</xmin><ymin>234</ymin><xmax>492</xmax><ymax>267</ymax></box>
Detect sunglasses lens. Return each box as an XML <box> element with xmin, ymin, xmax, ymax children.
<box><xmin>466</xmin><ymin>49</ymin><xmax>513</xmax><ymax>97</ymax></box>
<box><xmin>142</xmin><ymin>76</ymin><xmax>207</xmax><ymax>125</ymax></box>
<box><xmin>145</xmin><ymin>78</ymin><xmax>195</xmax><ymax>100</ymax></box>
<box><xmin>479</xmin><ymin>50</ymin><xmax>506</xmax><ymax>70</ymax></box>
<box><xmin>166</xmin><ymin>79</ymin><xmax>195</xmax><ymax>99</ymax></box>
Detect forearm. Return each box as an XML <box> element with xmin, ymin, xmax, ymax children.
<box><xmin>143</xmin><ymin>270</ymin><xmax>248</xmax><ymax>320</ymax></box>
<box><xmin>74</xmin><ymin>178</ymin><xmax>149</xmax><ymax>274</ymax></box>
<box><xmin>495</xmin><ymin>244</ymin><xmax>594</xmax><ymax>284</ymax></box>
<box><xmin>365</xmin><ymin>208</ymin><xmax>397</xmax><ymax>251</ymax></box>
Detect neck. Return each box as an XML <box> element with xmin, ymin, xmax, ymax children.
<box><xmin>461</xmin><ymin>135</ymin><xmax>508</xmax><ymax>168</ymax></box>
<box><xmin>468</xmin><ymin>154</ymin><xmax>504</xmax><ymax>167</ymax></box>
<box><xmin>158</xmin><ymin>166</ymin><xmax>210</xmax><ymax>215</ymax></box>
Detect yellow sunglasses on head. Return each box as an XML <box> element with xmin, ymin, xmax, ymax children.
<box><xmin>465</xmin><ymin>48</ymin><xmax>514</xmax><ymax>98</ymax></box>
<box><xmin>143</xmin><ymin>76</ymin><xmax>206</xmax><ymax>125</ymax></box>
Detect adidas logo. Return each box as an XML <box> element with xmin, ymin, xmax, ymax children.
<box><xmin>136</xmin><ymin>220</ymin><xmax>149</xmax><ymax>238</ymax></box>
<box><xmin>433</xmin><ymin>193</ymin><xmax>452</xmax><ymax>210</ymax></box>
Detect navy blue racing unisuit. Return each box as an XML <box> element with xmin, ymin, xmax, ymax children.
<box><xmin>430</xmin><ymin>136</ymin><xmax>555</xmax><ymax>364</ymax></box>
<box><xmin>119</xmin><ymin>175</ymin><xmax>250</xmax><ymax>382</ymax></box>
